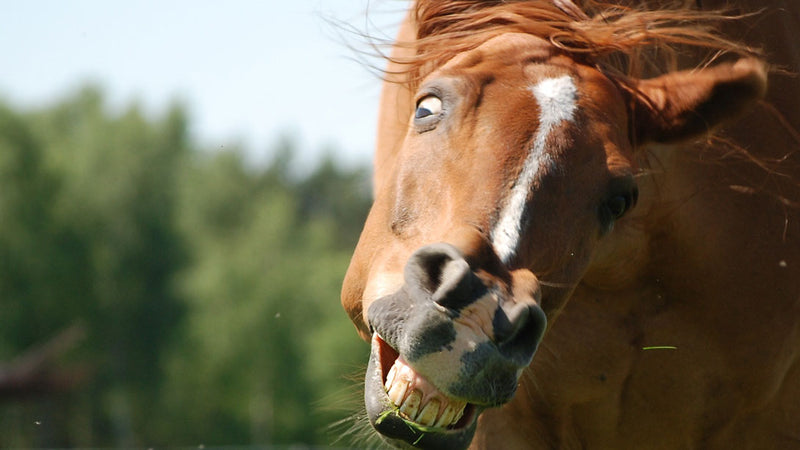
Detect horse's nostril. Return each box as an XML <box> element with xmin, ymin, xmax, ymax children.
<box><xmin>405</xmin><ymin>243</ymin><xmax>483</xmax><ymax>311</ymax></box>
<box><xmin>432</xmin><ymin>258</ymin><xmax>481</xmax><ymax>310</ymax></box>
<box><xmin>494</xmin><ymin>301</ymin><xmax>546</xmax><ymax>366</ymax></box>
<box><xmin>493</xmin><ymin>301</ymin><xmax>530</xmax><ymax>344</ymax></box>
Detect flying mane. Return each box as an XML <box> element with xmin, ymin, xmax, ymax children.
<box><xmin>389</xmin><ymin>0</ymin><xmax>759</xmax><ymax>89</ymax></box>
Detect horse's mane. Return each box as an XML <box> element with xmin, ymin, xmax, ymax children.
<box><xmin>389</xmin><ymin>0</ymin><xmax>760</xmax><ymax>89</ymax></box>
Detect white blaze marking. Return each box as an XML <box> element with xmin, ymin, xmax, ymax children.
<box><xmin>491</xmin><ymin>75</ymin><xmax>578</xmax><ymax>264</ymax></box>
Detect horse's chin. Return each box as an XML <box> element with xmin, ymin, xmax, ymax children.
<box><xmin>365</xmin><ymin>334</ymin><xmax>481</xmax><ymax>449</ymax></box>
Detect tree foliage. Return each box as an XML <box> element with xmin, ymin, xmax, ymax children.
<box><xmin>0</xmin><ymin>86</ymin><xmax>371</xmax><ymax>447</ymax></box>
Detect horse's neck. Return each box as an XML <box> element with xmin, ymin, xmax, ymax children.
<box><xmin>481</xmin><ymin>139</ymin><xmax>800</xmax><ymax>447</ymax></box>
<box><xmin>488</xmin><ymin>91</ymin><xmax>800</xmax><ymax>448</ymax></box>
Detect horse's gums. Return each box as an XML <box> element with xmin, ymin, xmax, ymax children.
<box><xmin>377</xmin><ymin>334</ymin><xmax>400</xmax><ymax>382</ymax></box>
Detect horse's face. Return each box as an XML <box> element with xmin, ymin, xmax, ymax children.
<box><xmin>342</xmin><ymin>32</ymin><xmax>766</xmax><ymax>449</ymax></box>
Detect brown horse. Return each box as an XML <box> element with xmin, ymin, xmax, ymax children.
<box><xmin>341</xmin><ymin>1</ymin><xmax>800</xmax><ymax>448</ymax></box>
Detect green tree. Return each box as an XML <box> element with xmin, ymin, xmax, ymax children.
<box><xmin>0</xmin><ymin>86</ymin><xmax>371</xmax><ymax>447</ymax></box>
<box><xmin>1</xmin><ymin>87</ymin><xmax>190</xmax><ymax>446</ymax></box>
<box><xmin>0</xmin><ymin>104</ymin><xmax>65</xmax><ymax>355</ymax></box>
<box><xmin>160</xmin><ymin>143</ymin><xmax>369</xmax><ymax>445</ymax></box>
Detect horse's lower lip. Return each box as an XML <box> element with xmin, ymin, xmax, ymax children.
<box><xmin>364</xmin><ymin>334</ymin><xmax>480</xmax><ymax>449</ymax></box>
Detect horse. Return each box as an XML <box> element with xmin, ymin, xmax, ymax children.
<box><xmin>341</xmin><ymin>1</ymin><xmax>800</xmax><ymax>448</ymax></box>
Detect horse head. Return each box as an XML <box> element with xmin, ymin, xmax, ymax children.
<box><xmin>341</xmin><ymin>3</ymin><xmax>766</xmax><ymax>448</ymax></box>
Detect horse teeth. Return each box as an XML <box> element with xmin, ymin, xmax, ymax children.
<box><xmin>382</xmin><ymin>359</ymin><xmax>468</xmax><ymax>428</ymax></box>
<box><xmin>451</xmin><ymin>401</ymin><xmax>466</xmax><ymax>425</ymax></box>
<box><xmin>435</xmin><ymin>403</ymin><xmax>456</xmax><ymax>427</ymax></box>
<box><xmin>387</xmin><ymin>376</ymin><xmax>408</xmax><ymax>407</ymax></box>
<box><xmin>417</xmin><ymin>399</ymin><xmax>440</xmax><ymax>426</ymax></box>
<box><xmin>399</xmin><ymin>390</ymin><xmax>421</xmax><ymax>420</ymax></box>
<box><xmin>385</xmin><ymin>364</ymin><xmax>397</xmax><ymax>391</ymax></box>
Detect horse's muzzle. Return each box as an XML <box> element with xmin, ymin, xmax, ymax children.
<box><xmin>364</xmin><ymin>243</ymin><xmax>547</xmax><ymax>449</ymax></box>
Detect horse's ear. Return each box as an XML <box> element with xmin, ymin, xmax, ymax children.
<box><xmin>626</xmin><ymin>58</ymin><xmax>767</xmax><ymax>145</ymax></box>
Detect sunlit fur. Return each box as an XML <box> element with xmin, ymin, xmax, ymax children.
<box><xmin>491</xmin><ymin>75</ymin><xmax>578</xmax><ymax>264</ymax></box>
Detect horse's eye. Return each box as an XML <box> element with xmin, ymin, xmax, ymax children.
<box><xmin>606</xmin><ymin>195</ymin><xmax>630</xmax><ymax>219</ymax></box>
<box><xmin>415</xmin><ymin>95</ymin><xmax>442</xmax><ymax>119</ymax></box>
<box><xmin>605</xmin><ymin>187</ymin><xmax>638</xmax><ymax>220</ymax></box>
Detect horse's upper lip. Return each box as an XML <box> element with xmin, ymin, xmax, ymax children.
<box><xmin>365</xmin><ymin>334</ymin><xmax>480</xmax><ymax>449</ymax></box>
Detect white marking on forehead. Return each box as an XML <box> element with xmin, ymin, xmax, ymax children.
<box><xmin>491</xmin><ymin>75</ymin><xmax>578</xmax><ymax>264</ymax></box>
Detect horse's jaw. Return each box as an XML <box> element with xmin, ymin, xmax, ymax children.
<box><xmin>365</xmin><ymin>334</ymin><xmax>481</xmax><ymax>450</ymax></box>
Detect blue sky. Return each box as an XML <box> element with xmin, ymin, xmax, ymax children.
<box><xmin>0</xmin><ymin>1</ymin><xmax>407</xmax><ymax>168</ymax></box>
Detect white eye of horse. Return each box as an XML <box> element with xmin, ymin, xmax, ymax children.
<box><xmin>415</xmin><ymin>95</ymin><xmax>442</xmax><ymax>119</ymax></box>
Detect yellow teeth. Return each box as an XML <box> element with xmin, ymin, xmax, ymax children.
<box><xmin>385</xmin><ymin>364</ymin><xmax>397</xmax><ymax>390</ymax></box>
<box><xmin>451</xmin><ymin>400</ymin><xmax>466</xmax><ymax>424</ymax></box>
<box><xmin>399</xmin><ymin>390</ymin><xmax>422</xmax><ymax>420</ymax></box>
<box><xmin>416</xmin><ymin>399</ymin><xmax>440</xmax><ymax>426</ymax></box>
<box><xmin>384</xmin><ymin>359</ymin><xmax>468</xmax><ymax>428</ymax></box>
<box><xmin>435</xmin><ymin>403</ymin><xmax>457</xmax><ymax>428</ymax></box>
<box><xmin>387</xmin><ymin>373</ymin><xmax>408</xmax><ymax>407</ymax></box>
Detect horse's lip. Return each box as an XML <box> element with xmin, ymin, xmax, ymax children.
<box><xmin>365</xmin><ymin>334</ymin><xmax>480</xmax><ymax>449</ymax></box>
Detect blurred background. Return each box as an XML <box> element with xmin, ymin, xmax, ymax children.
<box><xmin>0</xmin><ymin>0</ymin><xmax>405</xmax><ymax>447</ymax></box>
